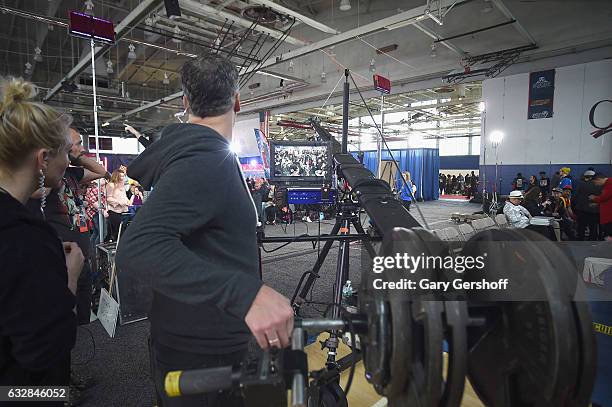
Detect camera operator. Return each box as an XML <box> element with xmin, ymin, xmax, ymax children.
<box><xmin>116</xmin><ymin>55</ymin><xmax>294</xmax><ymax>407</ymax></box>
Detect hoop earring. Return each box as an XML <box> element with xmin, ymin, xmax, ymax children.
<box><xmin>39</xmin><ymin>169</ymin><xmax>47</xmax><ymax>218</ymax></box>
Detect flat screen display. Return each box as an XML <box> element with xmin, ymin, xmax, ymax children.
<box><xmin>69</xmin><ymin>11</ymin><xmax>115</xmax><ymax>44</ymax></box>
<box><xmin>270</xmin><ymin>141</ymin><xmax>331</xmax><ymax>183</ymax></box>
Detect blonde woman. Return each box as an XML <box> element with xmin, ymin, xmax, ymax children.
<box><xmin>0</xmin><ymin>78</ymin><xmax>84</xmax><ymax>388</ymax></box>
<box><xmin>399</xmin><ymin>171</ymin><xmax>417</xmax><ymax>211</ymax></box>
<box><xmin>105</xmin><ymin>167</ymin><xmax>130</xmax><ymax>242</ymax></box>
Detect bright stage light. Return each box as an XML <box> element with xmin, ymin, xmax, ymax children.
<box><xmin>490</xmin><ymin>130</ymin><xmax>504</xmax><ymax>145</ymax></box>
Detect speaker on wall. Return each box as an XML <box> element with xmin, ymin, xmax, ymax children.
<box><xmin>164</xmin><ymin>0</ymin><xmax>181</xmax><ymax>19</ymax></box>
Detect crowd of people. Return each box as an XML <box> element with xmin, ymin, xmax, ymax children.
<box><xmin>273</xmin><ymin>146</ymin><xmax>328</xmax><ymax>178</ymax></box>
<box><xmin>504</xmin><ymin>167</ymin><xmax>611</xmax><ymax>241</ymax></box>
<box><xmin>439</xmin><ymin>171</ymin><xmax>479</xmax><ymax>198</ymax></box>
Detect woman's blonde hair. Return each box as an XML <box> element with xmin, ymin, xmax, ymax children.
<box><xmin>403</xmin><ymin>171</ymin><xmax>411</xmax><ymax>181</ymax></box>
<box><xmin>0</xmin><ymin>77</ymin><xmax>72</xmax><ymax>172</ymax></box>
<box><xmin>110</xmin><ymin>168</ymin><xmax>125</xmax><ymax>184</ymax></box>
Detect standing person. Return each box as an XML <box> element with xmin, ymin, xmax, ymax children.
<box><xmin>85</xmin><ymin>178</ymin><xmax>108</xmax><ymax>251</ymax></box>
<box><xmin>464</xmin><ymin>173</ymin><xmax>472</xmax><ymax>197</ymax></box>
<box><xmin>590</xmin><ymin>175</ymin><xmax>612</xmax><ymax>240</ymax></box>
<box><xmin>116</xmin><ymin>55</ymin><xmax>293</xmax><ymax>407</ymax></box>
<box><xmin>457</xmin><ymin>173</ymin><xmax>465</xmax><ymax>194</ymax></box>
<box><xmin>551</xmin><ymin>171</ymin><xmax>561</xmax><ymax>191</ymax></box>
<box><xmin>105</xmin><ymin>167</ymin><xmax>130</xmax><ymax>242</ymax></box>
<box><xmin>0</xmin><ymin>78</ymin><xmax>84</xmax><ymax>394</ymax></box>
<box><xmin>559</xmin><ymin>167</ymin><xmax>573</xmax><ymax>190</ymax></box>
<box><xmin>469</xmin><ymin>171</ymin><xmax>478</xmax><ymax>199</ymax></box>
<box><xmin>399</xmin><ymin>171</ymin><xmax>417</xmax><ymax>211</ymax></box>
<box><xmin>574</xmin><ymin>170</ymin><xmax>601</xmax><ymax>240</ymax></box>
<box><xmin>512</xmin><ymin>172</ymin><xmax>526</xmax><ymax>191</ymax></box>
<box><xmin>439</xmin><ymin>173</ymin><xmax>446</xmax><ymax>195</ymax></box>
<box><xmin>539</xmin><ymin>171</ymin><xmax>550</xmax><ymax>195</ymax></box>
<box><xmin>26</xmin><ymin>126</ymin><xmax>108</xmax><ymax>326</ymax></box>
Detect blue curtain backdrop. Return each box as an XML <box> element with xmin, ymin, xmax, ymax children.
<box><xmin>352</xmin><ymin>148</ymin><xmax>440</xmax><ymax>201</ymax></box>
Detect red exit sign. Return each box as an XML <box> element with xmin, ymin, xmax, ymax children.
<box><xmin>373</xmin><ymin>74</ymin><xmax>391</xmax><ymax>94</ymax></box>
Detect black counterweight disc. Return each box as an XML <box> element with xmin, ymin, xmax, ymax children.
<box><xmin>515</xmin><ymin>230</ymin><xmax>596</xmax><ymax>407</ymax></box>
<box><xmin>461</xmin><ymin>228</ymin><xmax>578</xmax><ymax>406</ymax></box>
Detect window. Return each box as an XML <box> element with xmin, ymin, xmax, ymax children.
<box><xmin>470</xmin><ymin>136</ymin><xmax>481</xmax><ymax>155</ymax></box>
<box><xmin>439</xmin><ymin>137</ymin><xmax>470</xmax><ymax>156</ymax></box>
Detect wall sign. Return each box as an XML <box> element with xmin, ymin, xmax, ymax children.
<box><xmin>528</xmin><ymin>69</ymin><xmax>555</xmax><ymax>119</ymax></box>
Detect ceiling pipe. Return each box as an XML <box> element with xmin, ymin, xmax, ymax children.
<box><xmin>240</xmin><ymin>0</ymin><xmax>470</xmax><ymax>76</ymax></box>
<box><xmin>490</xmin><ymin>0</ymin><xmax>537</xmax><ymax>45</ymax></box>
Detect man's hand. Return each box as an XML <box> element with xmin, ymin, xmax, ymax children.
<box><xmin>63</xmin><ymin>242</ymin><xmax>84</xmax><ymax>295</ymax></box>
<box><xmin>125</xmin><ymin>125</ymin><xmax>142</xmax><ymax>138</ymax></box>
<box><xmin>588</xmin><ymin>194</ymin><xmax>596</xmax><ymax>202</ymax></box>
<box><xmin>245</xmin><ymin>285</ymin><xmax>294</xmax><ymax>350</ymax></box>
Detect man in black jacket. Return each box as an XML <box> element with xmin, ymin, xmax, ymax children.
<box><xmin>574</xmin><ymin>170</ymin><xmax>601</xmax><ymax>240</ymax></box>
<box><xmin>116</xmin><ymin>55</ymin><xmax>293</xmax><ymax>407</ymax></box>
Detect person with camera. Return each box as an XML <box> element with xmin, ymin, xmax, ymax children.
<box><xmin>116</xmin><ymin>55</ymin><xmax>294</xmax><ymax>407</ymax></box>
<box><xmin>0</xmin><ymin>78</ymin><xmax>84</xmax><ymax>393</ymax></box>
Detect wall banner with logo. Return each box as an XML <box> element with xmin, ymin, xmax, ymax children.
<box><xmin>528</xmin><ymin>69</ymin><xmax>555</xmax><ymax>120</ymax></box>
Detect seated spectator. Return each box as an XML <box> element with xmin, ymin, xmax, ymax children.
<box><xmin>503</xmin><ymin>190</ymin><xmax>532</xmax><ymax>228</ymax></box>
<box><xmin>561</xmin><ymin>185</ymin><xmax>577</xmax><ymax>221</ymax></box>
<box><xmin>279</xmin><ymin>205</ymin><xmax>293</xmax><ymax>224</ymax></box>
<box><xmin>128</xmin><ymin>184</ymin><xmax>144</xmax><ymax>207</ymax></box>
<box><xmin>547</xmin><ymin>187</ymin><xmax>575</xmax><ymax>240</ymax></box>
<box><xmin>590</xmin><ymin>175</ymin><xmax>611</xmax><ymax>240</ymax></box>
<box><xmin>0</xmin><ymin>78</ymin><xmax>84</xmax><ymax>391</ymax></box>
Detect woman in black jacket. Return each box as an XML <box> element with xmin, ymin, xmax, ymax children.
<box><xmin>0</xmin><ymin>78</ymin><xmax>84</xmax><ymax>395</ymax></box>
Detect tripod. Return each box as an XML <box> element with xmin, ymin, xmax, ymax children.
<box><xmin>291</xmin><ymin>199</ymin><xmax>376</xmax><ymax>367</ymax></box>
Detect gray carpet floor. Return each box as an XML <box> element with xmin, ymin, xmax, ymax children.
<box><xmin>70</xmin><ymin>199</ymin><xmax>486</xmax><ymax>406</ymax></box>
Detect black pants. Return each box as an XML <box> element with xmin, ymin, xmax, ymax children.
<box><xmin>106</xmin><ymin>211</ymin><xmax>122</xmax><ymax>242</ymax></box>
<box><xmin>150</xmin><ymin>340</ymin><xmax>246</xmax><ymax>407</ymax></box>
<box><xmin>0</xmin><ymin>353</ymin><xmax>70</xmax><ymax>407</ymax></box>
<box><xmin>575</xmin><ymin>210</ymin><xmax>599</xmax><ymax>241</ymax></box>
<box><xmin>76</xmin><ymin>260</ymin><xmax>92</xmax><ymax>325</ymax></box>
<box><xmin>401</xmin><ymin>199</ymin><xmax>412</xmax><ymax>211</ymax></box>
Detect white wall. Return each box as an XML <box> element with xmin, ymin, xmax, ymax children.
<box><xmin>233</xmin><ymin>118</ymin><xmax>262</xmax><ymax>157</ymax></box>
<box><xmin>89</xmin><ymin>136</ymin><xmax>142</xmax><ymax>155</ymax></box>
<box><xmin>480</xmin><ymin>59</ymin><xmax>612</xmax><ymax>165</ymax></box>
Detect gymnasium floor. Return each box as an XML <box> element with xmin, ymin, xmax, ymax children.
<box><xmin>71</xmin><ymin>199</ymin><xmax>486</xmax><ymax>406</ymax></box>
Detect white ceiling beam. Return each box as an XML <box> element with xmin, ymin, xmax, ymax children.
<box><xmin>43</xmin><ymin>0</ymin><xmax>162</xmax><ymax>101</ymax></box>
<box><xmin>249</xmin><ymin>0</ymin><xmax>340</xmax><ymax>34</ymax></box>
<box><xmin>490</xmin><ymin>0</ymin><xmax>536</xmax><ymax>45</ymax></box>
<box><xmin>412</xmin><ymin>21</ymin><xmax>466</xmax><ymax>56</ymax></box>
<box><xmin>240</xmin><ymin>0</ymin><xmax>470</xmax><ymax>76</ymax></box>
<box><xmin>179</xmin><ymin>0</ymin><xmax>307</xmax><ymax>46</ymax></box>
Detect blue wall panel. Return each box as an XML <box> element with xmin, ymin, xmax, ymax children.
<box><xmin>440</xmin><ymin>155</ymin><xmax>479</xmax><ymax>170</ymax></box>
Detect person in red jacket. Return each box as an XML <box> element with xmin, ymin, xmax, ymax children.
<box><xmin>590</xmin><ymin>175</ymin><xmax>612</xmax><ymax>240</ymax></box>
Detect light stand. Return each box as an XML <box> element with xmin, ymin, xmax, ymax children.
<box><xmin>90</xmin><ymin>38</ymin><xmax>104</xmax><ymax>244</ymax></box>
<box><xmin>376</xmin><ymin>93</ymin><xmax>384</xmax><ymax>178</ymax></box>
<box><xmin>489</xmin><ymin>130</ymin><xmax>504</xmax><ymax>214</ymax></box>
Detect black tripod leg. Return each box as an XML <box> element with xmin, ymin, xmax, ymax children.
<box><xmin>291</xmin><ymin>220</ymin><xmax>342</xmax><ymax>313</ymax></box>
<box><xmin>351</xmin><ymin>218</ymin><xmax>377</xmax><ymax>259</ymax></box>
